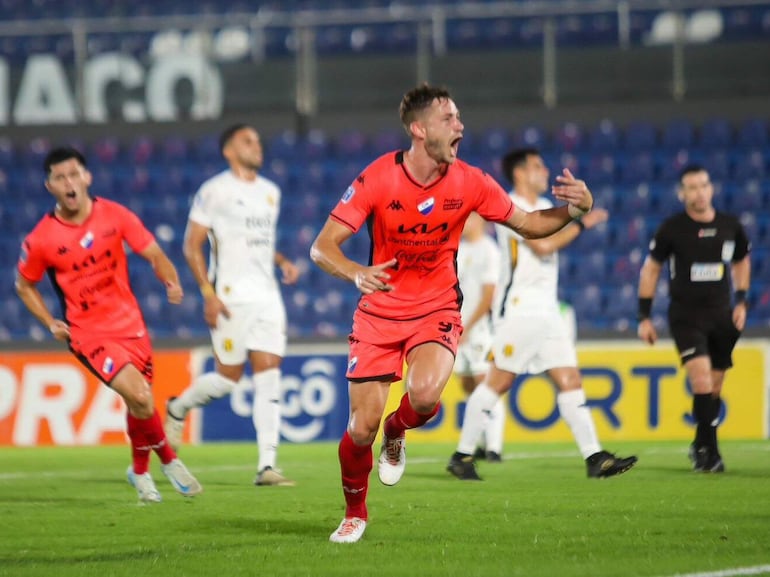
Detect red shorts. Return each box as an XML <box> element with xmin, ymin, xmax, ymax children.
<box><xmin>70</xmin><ymin>333</ymin><xmax>154</xmax><ymax>385</ymax></box>
<box><xmin>346</xmin><ymin>308</ymin><xmax>463</xmax><ymax>382</ymax></box>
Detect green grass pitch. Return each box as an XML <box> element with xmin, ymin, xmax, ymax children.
<box><xmin>1</xmin><ymin>440</ymin><xmax>769</xmax><ymax>577</ymax></box>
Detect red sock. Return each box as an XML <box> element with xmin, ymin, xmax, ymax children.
<box><xmin>129</xmin><ymin>410</ymin><xmax>177</xmax><ymax>465</ymax></box>
<box><xmin>338</xmin><ymin>431</ymin><xmax>373</xmax><ymax>520</ymax></box>
<box><xmin>126</xmin><ymin>413</ymin><xmax>151</xmax><ymax>474</ymax></box>
<box><xmin>383</xmin><ymin>393</ymin><xmax>440</xmax><ymax>438</ymax></box>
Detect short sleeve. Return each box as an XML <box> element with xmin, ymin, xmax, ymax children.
<box><xmin>732</xmin><ymin>220</ymin><xmax>751</xmax><ymax>261</ymax></box>
<box><xmin>648</xmin><ymin>221</ymin><xmax>673</xmax><ymax>263</ymax></box>
<box><xmin>17</xmin><ymin>235</ymin><xmax>46</xmax><ymax>283</ymax></box>
<box><xmin>188</xmin><ymin>181</ymin><xmax>214</xmax><ymax>228</ymax></box>
<box><xmin>117</xmin><ymin>204</ymin><xmax>155</xmax><ymax>253</ymax></box>
<box><xmin>330</xmin><ymin>175</ymin><xmax>372</xmax><ymax>233</ymax></box>
<box><xmin>472</xmin><ymin>170</ymin><xmax>514</xmax><ymax>223</ymax></box>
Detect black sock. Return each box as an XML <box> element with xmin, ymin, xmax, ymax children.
<box><xmin>709</xmin><ymin>395</ymin><xmax>721</xmax><ymax>454</ymax></box>
<box><xmin>692</xmin><ymin>394</ymin><xmax>713</xmax><ymax>449</ymax></box>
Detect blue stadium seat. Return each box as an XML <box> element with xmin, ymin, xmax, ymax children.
<box><xmin>703</xmin><ymin>150</ymin><xmax>730</xmax><ymax>181</ymax></box>
<box><xmin>192</xmin><ymin>134</ymin><xmax>220</xmax><ymax>163</ymax></box>
<box><xmin>732</xmin><ymin>150</ymin><xmax>766</xmax><ymax>181</ymax></box>
<box><xmin>553</xmin><ymin>122</ymin><xmax>583</xmax><ymax>152</ymax></box>
<box><xmin>729</xmin><ymin>179</ymin><xmax>764</xmax><ymax>212</ymax></box>
<box><xmin>623</xmin><ymin>183</ymin><xmax>655</xmax><ymax>213</ymax></box>
<box><xmin>335</xmin><ymin>130</ymin><xmax>370</xmax><ymax>161</ymax></box>
<box><xmin>659</xmin><ymin>149</ymin><xmax>701</xmax><ymax>182</ymax></box>
<box><xmin>570</xmin><ymin>284</ymin><xmax>603</xmax><ymax>318</ymax></box>
<box><xmin>662</xmin><ymin>119</ymin><xmax>694</xmax><ymax>150</ymax></box>
<box><xmin>654</xmin><ymin>184</ymin><xmax>682</xmax><ymax>214</ymax></box>
<box><xmin>699</xmin><ymin>118</ymin><xmax>733</xmax><ymax>148</ymax></box>
<box><xmin>371</xmin><ymin>129</ymin><xmax>406</xmax><ymax>156</ymax></box>
<box><xmin>590</xmin><ymin>184</ymin><xmax>617</xmax><ymax>212</ymax></box>
<box><xmin>624</xmin><ymin>122</ymin><xmax>658</xmax><ymax>151</ymax></box>
<box><xmin>736</xmin><ymin>118</ymin><xmax>768</xmax><ymax>148</ymax></box>
<box><xmin>514</xmin><ymin>125</ymin><xmax>549</xmax><ymax>151</ymax></box>
<box><xmin>610</xmin><ymin>249</ymin><xmax>645</xmax><ymax>283</ymax></box>
<box><xmin>587</xmin><ymin>119</ymin><xmax>620</xmax><ymax>153</ymax></box>
<box><xmin>603</xmin><ymin>282</ymin><xmax>637</xmax><ymax>320</ymax></box>
<box><xmin>476</xmin><ymin>127</ymin><xmax>512</xmax><ymax>158</ymax></box>
<box><xmin>570</xmin><ymin>251</ymin><xmax>608</xmax><ymax>284</ymax></box>
<box><xmin>611</xmin><ymin>216</ymin><xmax>650</xmax><ymax>251</ymax></box>
<box><xmin>620</xmin><ymin>152</ymin><xmax>656</xmax><ymax>184</ymax></box>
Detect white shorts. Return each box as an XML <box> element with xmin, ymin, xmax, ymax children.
<box><xmin>454</xmin><ymin>325</ymin><xmax>492</xmax><ymax>377</ymax></box>
<box><xmin>490</xmin><ymin>310</ymin><xmax>577</xmax><ymax>375</ymax></box>
<box><xmin>210</xmin><ymin>300</ymin><xmax>287</xmax><ymax>365</ymax></box>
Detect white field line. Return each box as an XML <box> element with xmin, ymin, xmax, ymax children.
<box><xmin>1</xmin><ymin>443</ymin><xmax>768</xmax><ymax>481</ymax></box>
<box><xmin>658</xmin><ymin>565</ymin><xmax>770</xmax><ymax>577</ymax></box>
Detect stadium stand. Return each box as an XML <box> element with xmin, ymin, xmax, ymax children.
<box><xmin>0</xmin><ymin>1</ymin><xmax>767</xmax><ymax>340</ymax></box>
<box><xmin>0</xmin><ymin>116</ymin><xmax>768</xmax><ymax>340</ymax></box>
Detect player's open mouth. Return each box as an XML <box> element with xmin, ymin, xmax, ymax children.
<box><xmin>450</xmin><ymin>137</ymin><xmax>462</xmax><ymax>155</ymax></box>
<box><xmin>65</xmin><ymin>191</ymin><xmax>76</xmax><ymax>199</ymax></box>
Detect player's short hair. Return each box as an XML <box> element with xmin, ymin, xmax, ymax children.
<box><xmin>678</xmin><ymin>163</ymin><xmax>708</xmax><ymax>185</ymax></box>
<box><xmin>43</xmin><ymin>147</ymin><xmax>87</xmax><ymax>176</ymax></box>
<box><xmin>501</xmin><ymin>148</ymin><xmax>540</xmax><ymax>185</ymax></box>
<box><xmin>219</xmin><ymin>123</ymin><xmax>253</xmax><ymax>152</ymax></box>
<box><xmin>399</xmin><ymin>83</ymin><xmax>452</xmax><ymax>135</ymax></box>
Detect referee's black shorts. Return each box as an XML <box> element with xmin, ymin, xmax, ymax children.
<box><xmin>668</xmin><ymin>305</ymin><xmax>741</xmax><ymax>370</ymax></box>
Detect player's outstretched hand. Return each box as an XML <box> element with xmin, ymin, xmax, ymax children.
<box><xmin>48</xmin><ymin>319</ymin><xmax>70</xmax><ymax>342</ymax></box>
<box><xmin>552</xmin><ymin>168</ymin><xmax>593</xmax><ymax>215</ymax></box>
<box><xmin>280</xmin><ymin>260</ymin><xmax>300</xmax><ymax>285</ymax></box>
<box><xmin>354</xmin><ymin>258</ymin><xmax>397</xmax><ymax>295</ymax></box>
<box><xmin>203</xmin><ymin>294</ymin><xmax>231</xmax><ymax>328</ymax></box>
<box><xmin>165</xmin><ymin>281</ymin><xmax>184</xmax><ymax>305</ymax></box>
<box><xmin>637</xmin><ymin>318</ymin><xmax>657</xmax><ymax>345</ymax></box>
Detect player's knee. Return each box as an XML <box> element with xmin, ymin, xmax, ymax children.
<box><xmin>123</xmin><ymin>386</ymin><xmax>154</xmax><ymax>418</ymax></box>
<box><xmin>348</xmin><ymin>424</ymin><xmax>377</xmax><ymax>446</ymax></box>
<box><xmin>348</xmin><ymin>414</ymin><xmax>379</xmax><ymax>445</ymax></box>
<box><xmin>408</xmin><ymin>390</ymin><xmax>439</xmax><ymax>414</ymax></box>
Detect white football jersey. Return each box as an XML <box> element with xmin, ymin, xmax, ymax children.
<box><xmin>493</xmin><ymin>192</ymin><xmax>559</xmax><ymax>318</ymax></box>
<box><xmin>189</xmin><ymin>170</ymin><xmax>281</xmax><ymax>304</ymax></box>
<box><xmin>457</xmin><ymin>233</ymin><xmax>500</xmax><ymax>338</ymax></box>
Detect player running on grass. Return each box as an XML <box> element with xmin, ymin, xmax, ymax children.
<box><xmin>15</xmin><ymin>147</ymin><xmax>202</xmax><ymax>503</ymax></box>
<box><xmin>447</xmin><ymin>148</ymin><xmax>637</xmax><ymax>481</ymax></box>
<box><xmin>310</xmin><ymin>83</ymin><xmax>595</xmax><ymax>543</ymax></box>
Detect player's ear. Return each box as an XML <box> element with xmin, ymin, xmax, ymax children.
<box><xmin>83</xmin><ymin>169</ymin><xmax>93</xmax><ymax>187</ymax></box>
<box><xmin>409</xmin><ymin>119</ymin><xmax>426</xmax><ymax>140</ymax></box>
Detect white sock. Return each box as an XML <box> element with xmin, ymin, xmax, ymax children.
<box><xmin>457</xmin><ymin>383</ymin><xmax>500</xmax><ymax>455</ymax></box>
<box><xmin>253</xmin><ymin>368</ymin><xmax>281</xmax><ymax>472</ymax></box>
<box><xmin>484</xmin><ymin>398</ymin><xmax>506</xmax><ymax>455</ymax></box>
<box><xmin>557</xmin><ymin>389</ymin><xmax>601</xmax><ymax>459</ymax></box>
<box><xmin>169</xmin><ymin>372</ymin><xmax>238</xmax><ymax>419</ymax></box>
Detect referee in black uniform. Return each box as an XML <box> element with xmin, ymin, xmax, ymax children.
<box><xmin>637</xmin><ymin>164</ymin><xmax>751</xmax><ymax>473</ymax></box>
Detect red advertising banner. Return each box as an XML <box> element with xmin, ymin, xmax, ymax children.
<box><xmin>0</xmin><ymin>349</ymin><xmax>192</xmax><ymax>446</ymax></box>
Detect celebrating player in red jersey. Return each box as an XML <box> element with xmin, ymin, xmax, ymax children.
<box><xmin>15</xmin><ymin>147</ymin><xmax>202</xmax><ymax>503</ymax></box>
<box><xmin>311</xmin><ymin>84</ymin><xmax>595</xmax><ymax>543</ymax></box>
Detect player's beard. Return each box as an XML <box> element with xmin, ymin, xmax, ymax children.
<box><xmin>425</xmin><ymin>136</ymin><xmax>454</xmax><ymax>165</ymax></box>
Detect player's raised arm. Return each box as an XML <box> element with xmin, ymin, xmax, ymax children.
<box><xmin>501</xmin><ymin>169</ymin><xmax>593</xmax><ymax>240</ymax></box>
<box><xmin>310</xmin><ymin>218</ymin><xmax>396</xmax><ymax>294</ymax></box>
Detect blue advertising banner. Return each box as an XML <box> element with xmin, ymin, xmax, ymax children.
<box><xmin>191</xmin><ymin>345</ymin><xmax>350</xmax><ymax>443</ymax></box>
<box><xmin>190</xmin><ymin>340</ymin><xmax>769</xmax><ymax>444</ymax></box>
